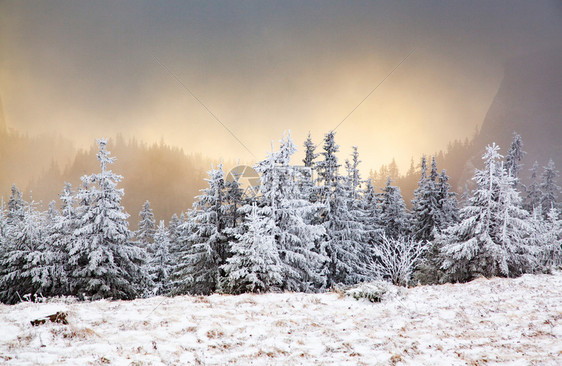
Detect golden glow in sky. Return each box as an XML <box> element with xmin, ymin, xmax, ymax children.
<box><xmin>1</xmin><ymin>1</ymin><xmax>560</xmax><ymax>175</ymax></box>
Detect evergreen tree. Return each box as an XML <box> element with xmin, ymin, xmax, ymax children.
<box><xmin>505</xmin><ymin>132</ymin><xmax>525</xmax><ymax>186</ymax></box>
<box><xmin>314</xmin><ymin>133</ymin><xmax>370</xmax><ymax>287</ymax></box>
<box><xmin>301</xmin><ymin>132</ymin><xmax>319</xmax><ymax>203</ymax></box>
<box><xmin>437</xmin><ymin>144</ymin><xmax>534</xmax><ymax>282</ymax></box>
<box><xmin>150</xmin><ymin>221</ymin><xmax>173</xmax><ymax>295</ymax></box>
<box><xmin>524</xmin><ymin>161</ymin><xmax>542</xmax><ymax>213</ymax></box>
<box><xmin>222</xmin><ymin>204</ymin><xmax>283</xmax><ymax>294</ymax></box>
<box><xmin>315</xmin><ymin>131</ymin><xmax>340</xmax><ymax>203</ymax></box>
<box><xmin>68</xmin><ymin>139</ymin><xmax>145</xmax><ymax>300</ymax></box>
<box><xmin>540</xmin><ymin>207</ymin><xmax>562</xmax><ymax>268</ymax></box>
<box><xmin>410</xmin><ymin>156</ymin><xmax>438</xmax><ymax>241</ymax></box>
<box><xmin>0</xmin><ymin>199</ymin><xmax>45</xmax><ymax>303</ymax></box>
<box><xmin>167</xmin><ymin>213</ymin><xmax>182</xmax><ymax>262</ymax></box>
<box><xmin>136</xmin><ymin>201</ymin><xmax>156</xmax><ymax>250</ymax></box>
<box><xmin>252</xmin><ymin>132</ymin><xmax>327</xmax><ymax>291</ymax></box>
<box><xmin>539</xmin><ymin>159</ymin><xmax>561</xmax><ymax>214</ymax></box>
<box><xmin>172</xmin><ymin>164</ymin><xmax>228</xmax><ymax>295</ymax></box>
<box><xmin>437</xmin><ymin>169</ymin><xmax>460</xmax><ymax>227</ymax></box>
<box><xmin>25</xmin><ymin>201</ymin><xmax>68</xmax><ymax>298</ymax></box>
<box><xmin>379</xmin><ymin>178</ymin><xmax>409</xmax><ymax>239</ymax></box>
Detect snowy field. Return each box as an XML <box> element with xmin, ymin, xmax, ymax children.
<box><xmin>1</xmin><ymin>273</ymin><xmax>561</xmax><ymax>365</ymax></box>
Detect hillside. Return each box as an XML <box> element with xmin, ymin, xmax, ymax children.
<box><xmin>1</xmin><ymin>272</ymin><xmax>560</xmax><ymax>365</ymax></box>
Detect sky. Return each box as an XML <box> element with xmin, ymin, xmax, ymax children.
<box><xmin>1</xmin><ymin>0</ymin><xmax>561</xmax><ymax>173</ymax></box>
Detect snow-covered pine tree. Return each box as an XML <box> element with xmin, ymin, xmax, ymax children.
<box><xmin>379</xmin><ymin>178</ymin><xmax>409</xmax><ymax>239</ymax></box>
<box><xmin>410</xmin><ymin>156</ymin><xmax>437</xmax><ymax>241</ymax></box>
<box><xmin>524</xmin><ymin>161</ymin><xmax>542</xmax><ymax>213</ymax></box>
<box><xmin>22</xmin><ymin>201</ymin><xmax>69</xmax><ymax>298</ymax></box>
<box><xmin>222</xmin><ymin>204</ymin><xmax>283</xmax><ymax>294</ymax></box>
<box><xmin>359</xmin><ymin>178</ymin><xmax>383</xmax><ymax>246</ymax></box>
<box><xmin>6</xmin><ymin>185</ymin><xmax>24</xmax><ymax>226</ymax></box>
<box><xmin>166</xmin><ymin>213</ymin><xmax>183</xmax><ymax>264</ymax></box>
<box><xmin>539</xmin><ymin>159</ymin><xmax>561</xmax><ymax>214</ymax></box>
<box><xmin>437</xmin><ymin>144</ymin><xmax>534</xmax><ymax>282</ymax></box>
<box><xmin>540</xmin><ymin>207</ymin><xmax>562</xmax><ymax>268</ymax></box>
<box><xmin>505</xmin><ymin>132</ymin><xmax>525</xmax><ymax>186</ymax></box>
<box><xmin>68</xmin><ymin>139</ymin><xmax>146</xmax><ymax>300</ymax></box>
<box><xmin>250</xmin><ymin>132</ymin><xmax>327</xmax><ymax>291</ymax></box>
<box><xmin>0</xmin><ymin>197</ymin><xmax>34</xmax><ymax>304</ymax></box>
<box><xmin>136</xmin><ymin>200</ymin><xmax>156</xmax><ymax>250</ymax></box>
<box><xmin>300</xmin><ymin>132</ymin><xmax>319</xmax><ymax>203</ymax></box>
<box><xmin>313</xmin><ymin>132</ymin><xmax>370</xmax><ymax>287</ymax></box>
<box><xmin>150</xmin><ymin>220</ymin><xmax>173</xmax><ymax>295</ymax></box>
<box><xmin>437</xmin><ymin>169</ymin><xmax>460</xmax><ymax>227</ymax></box>
<box><xmin>315</xmin><ymin>131</ymin><xmax>340</xmax><ymax>203</ymax></box>
<box><xmin>172</xmin><ymin>164</ymin><xmax>228</xmax><ymax>295</ymax></box>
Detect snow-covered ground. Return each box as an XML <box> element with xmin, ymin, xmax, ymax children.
<box><xmin>1</xmin><ymin>272</ymin><xmax>561</xmax><ymax>365</ymax></box>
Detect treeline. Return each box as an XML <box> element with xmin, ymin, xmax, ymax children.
<box><xmin>0</xmin><ymin>132</ymin><xmax>560</xmax><ymax>304</ymax></box>
<box><xmin>0</xmin><ymin>128</ymin><xmax>229</xmax><ymax>222</ymax></box>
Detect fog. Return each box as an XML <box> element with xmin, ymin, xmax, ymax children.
<box><xmin>1</xmin><ymin>0</ymin><xmax>561</xmax><ymax>173</ymax></box>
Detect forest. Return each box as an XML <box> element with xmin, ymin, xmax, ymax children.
<box><xmin>0</xmin><ymin>131</ymin><xmax>560</xmax><ymax>304</ymax></box>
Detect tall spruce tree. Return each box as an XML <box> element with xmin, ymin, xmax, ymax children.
<box><xmin>379</xmin><ymin>178</ymin><xmax>409</xmax><ymax>239</ymax></box>
<box><xmin>524</xmin><ymin>161</ymin><xmax>542</xmax><ymax>213</ymax></box>
<box><xmin>505</xmin><ymin>132</ymin><xmax>525</xmax><ymax>186</ymax></box>
<box><xmin>222</xmin><ymin>204</ymin><xmax>283</xmax><ymax>294</ymax></box>
<box><xmin>172</xmin><ymin>164</ymin><xmax>228</xmax><ymax>295</ymax></box>
<box><xmin>539</xmin><ymin>159</ymin><xmax>561</xmax><ymax>214</ymax></box>
<box><xmin>136</xmin><ymin>201</ymin><xmax>156</xmax><ymax>250</ymax></box>
<box><xmin>150</xmin><ymin>220</ymin><xmax>173</xmax><ymax>295</ymax></box>
<box><xmin>68</xmin><ymin>139</ymin><xmax>145</xmax><ymax>300</ymax></box>
<box><xmin>436</xmin><ymin>144</ymin><xmax>534</xmax><ymax>282</ymax></box>
<box><xmin>250</xmin><ymin>132</ymin><xmax>326</xmax><ymax>291</ymax></box>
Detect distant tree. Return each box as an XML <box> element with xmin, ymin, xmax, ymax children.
<box><xmin>539</xmin><ymin>159</ymin><xmax>561</xmax><ymax>214</ymax></box>
<box><xmin>301</xmin><ymin>132</ymin><xmax>319</xmax><ymax>203</ymax></box>
<box><xmin>150</xmin><ymin>221</ymin><xmax>173</xmax><ymax>295</ymax></box>
<box><xmin>379</xmin><ymin>178</ymin><xmax>409</xmax><ymax>239</ymax></box>
<box><xmin>524</xmin><ymin>161</ymin><xmax>542</xmax><ymax>213</ymax></box>
<box><xmin>136</xmin><ymin>201</ymin><xmax>156</xmax><ymax>250</ymax></box>
<box><xmin>505</xmin><ymin>133</ymin><xmax>525</xmax><ymax>185</ymax></box>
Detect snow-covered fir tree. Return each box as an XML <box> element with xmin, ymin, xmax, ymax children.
<box><xmin>222</xmin><ymin>204</ymin><xmax>283</xmax><ymax>294</ymax></box>
<box><xmin>250</xmin><ymin>132</ymin><xmax>327</xmax><ymax>291</ymax></box>
<box><xmin>68</xmin><ymin>139</ymin><xmax>146</xmax><ymax>300</ymax></box>
<box><xmin>300</xmin><ymin>132</ymin><xmax>319</xmax><ymax>203</ymax></box>
<box><xmin>358</xmin><ymin>179</ymin><xmax>382</xmax><ymax>247</ymax></box>
<box><xmin>505</xmin><ymin>132</ymin><xmax>525</xmax><ymax>185</ymax></box>
<box><xmin>524</xmin><ymin>161</ymin><xmax>542</xmax><ymax>213</ymax></box>
<box><xmin>539</xmin><ymin>207</ymin><xmax>562</xmax><ymax>268</ymax></box>
<box><xmin>315</xmin><ymin>132</ymin><xmax>370</xmax><ymax>287</ymax></box>
<box><xmin>167</xmin><ymin>213</ymin><xmax>183</xmax><ymax>263</ymax></box>
<box><xmin>539</xmin><ymin>159</ymin><xmax>560</xmax><ymax>214</ymax></box>
<box><xmin>24</xmin><ymin>201</ymin><xmax>69</xmax><ymax>298</ymax></box>
<box><xmin>410</xmin><ymin>156</ymin><xmax>440</xmax><ymax>242</ymax></box>
<box><xmin>379</xmin><ymin>178</ymin><xmax>409</xmax><ymax>239</ymax></box>
<box><xmin>136</xmin><ymin>200</ymin><xmax>156</xmax><ymax>250</ymax></box>
<box><xmin>0</xmin><ymin>198</ymin><xmax>45</xmax><ymax>304</ymax></box>
<box><xmin>436</xmin><ymin>144</ymin><xmax>534</xmax><ymax>282</ymax></box>
<box><xmin>437</xmin><ymin>169</ymin><xmax>460</xmax><ymax>226</ymax></box>
<box><xmin>172</xmin><ymin>164</ymin><xmax>228</xmax><ymax>295</ymax></box>
<box><xmin>149</xmin><ymin>220</ymin><xmax>173</xmax><ymax>295</ymax></box>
